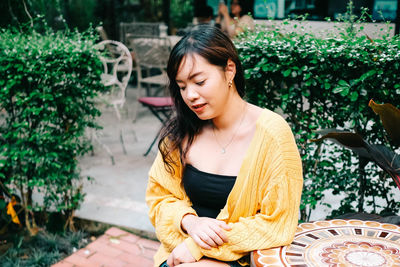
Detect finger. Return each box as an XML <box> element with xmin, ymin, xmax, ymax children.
<box><xmin>174</xmin><ymin>257</ymin><xmax>181</xmax><ymax>267</ymax></box>
<box><xmin>209</xmin><ymin>225</ymin><xmax>228</xmax><ymax>244</ymax></box>
<box><xmin>193</xmin><ymin>234</ymin><xmax>212</xmax><ymax>250</ymax></box>
<box><xmin>216</xmin><ymin>220</ymin><xmax>232</xmax><ymax>230</ymax></box>
<box><xmin>211</xmin><ymin>232</ymin><xmax>225</xmax><ymax>246</ymax></box>
<box><xmin>205</xmin><ymin>224</ymin><xmax>225</xmax><ymax>245</ymax></box>
<box><xmin>167</xmin><ymin>255</ymin><xmax>174</xmax><ymax>267</ymax></box>
<box><xmin>199</xmin><ymin>232</ymin><xmax>218</xmax><ymax>248</ymax></box>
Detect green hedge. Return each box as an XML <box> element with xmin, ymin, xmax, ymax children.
<box><xmin>0</xmin><ymin>27</ymin><xmax>105</xmax><ymax>232</ymax></box>
<box><xmin>236</xmin><ymin>23</ymin><xmax>400</xmax><ymax>221</ymax></box>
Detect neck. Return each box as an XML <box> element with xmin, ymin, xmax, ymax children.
<box><xmin>212</xmin><ymin>89</ymin><xmax>246</xmax><ymax>131</ymax></box>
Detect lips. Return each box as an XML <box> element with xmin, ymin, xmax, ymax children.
<box><xmin>192</xmin><ymin>103</ymin><xmax>207</xmax><ymax>112</ymax></box>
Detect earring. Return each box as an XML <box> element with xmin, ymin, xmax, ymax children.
<box><xmin>228</xmin><ymin>81</ymin><xmax>232</xmax><ymax>88</ymax></box>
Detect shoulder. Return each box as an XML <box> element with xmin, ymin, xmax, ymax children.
<box><xmin>255</xmin><ymin>109</ymin><xmax>303</xmax><ymax>176</ymax></box>
<box><xmin>257</xmin><ymin>108</ymin><xmax>292</xmax><ymax>135</ymax></box>
<box><xmin>240</xmin><ymin>15</ymin><xmax>253</xmax><ymax>22</ymax></box>
<box><xmin>255</xmin><ymin>108</ymin><xmax>299</xmax><ymax>150</ymax></box>
<box><xmin>239</xmin><ymin>15</ymin><xmax>254</xmax><ymax>28</ymax></box>
<box><xmin>150</xmin><ymin>139</ymin><xmax>183</xmax><ymax>179</ymax></box>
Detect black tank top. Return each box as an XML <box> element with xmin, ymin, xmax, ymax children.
<box><xmin>182</xmin><ymin>164</ymin><xmax>236</xmax><ymax>218</ymax></box>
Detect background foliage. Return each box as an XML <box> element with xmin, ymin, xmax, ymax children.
<box><xmin>235</xmin><ymin>19</ymin><xmax>400</xmax><ymax>221</ymax></box>
<box><xmin>0</xmin><ymin>25</ymin><xmax>105</xmax><ymax>233</ymax></box>
<box><xmin>0</xmin><ymin>0</ymin><xmax>193</xmax><ymax>39</ymax></box>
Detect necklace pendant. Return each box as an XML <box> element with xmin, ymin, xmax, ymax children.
<box><xmin>221</xmin><ymin>148</ymin><xmax>226</xmax><ymax>154</ymax></box>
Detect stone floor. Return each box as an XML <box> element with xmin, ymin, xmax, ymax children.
<box><xmin>74</xmin><ymin>87</ymin><xmax>160</xmax><ymax>237</ymax></box>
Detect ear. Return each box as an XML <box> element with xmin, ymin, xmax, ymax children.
<box><xmin>225</xmin><ymin>59</ymin><xmax>236</xmax><ymax>82</ymax></box>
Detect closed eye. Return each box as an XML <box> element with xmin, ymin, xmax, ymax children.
<box><xmin>196</xmin><ymin>80</ymin><xmax>205</xmax><ymax>86</ymax></box>
<box><xmin>177</xmin><ymin>83</ymin><xmax>186</xmax><ymax>90</ymax></box>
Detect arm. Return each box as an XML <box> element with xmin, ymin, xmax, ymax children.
<box><xmin>146</xmin><ymin>150</ymin><xmax>198</xmax><ymax>251</ymax></box>
<box><xmin>181</xmin><ymin>214</ymin><xmax>231</xmax><ymax>249</ymax></box>
<box><xmin>217</xmin><ymin>3</ymin><xmax>236</xmax><ymax>37</ymax></box>
<box><xmin>233</xmin><ymin>15</ymin><xmax>255</xmax><ymax>37</ymax></box>
<box><xmin>147</xmin><ymin>149</ymin><xmax>231</xmax><ymax>257</ymax></box>
<box><xmin>186</xmin><ymin>172</ymin><xmax>303</xmax><ymax>261</ymax></box>
<box><xmin>183</xmin><ymin>127</ymin><xmax>303</xmax><ymax>261</ymax></box>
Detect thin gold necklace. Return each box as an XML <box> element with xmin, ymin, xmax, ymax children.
<box><xmin>212</xmin><ymin>102</ymin><xmax>247</xmax><ymax>154</ymax></box>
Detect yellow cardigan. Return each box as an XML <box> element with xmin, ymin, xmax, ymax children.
<box><xmin>146</xmin><ymin>109</ymin><xmax>303</xmax><ymax>267</ymax></box>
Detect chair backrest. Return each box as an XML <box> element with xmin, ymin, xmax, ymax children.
<box><xmin>96</xmin><ymin>26</ymin><xmax>109</xmax><ymax>41</ymax></box>
<box><xmin>95</xmin><ymin>40</ymin><xmax>133</xmax><ymax>109</ymax></box>
<box><xmin>127</xmin><ymin>35</ymin><xmax>171</xmax><ymax>72</ymax></box>
<box><xmin>120</xmin><ymin>22</ymin><xmax>165</xmax><ymax>44</ymax></box>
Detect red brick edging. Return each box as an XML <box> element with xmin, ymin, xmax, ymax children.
<box><xmin>52</xmin><ymin>227</ymin><xmax>160</xmax><ymax>267</ymax></box>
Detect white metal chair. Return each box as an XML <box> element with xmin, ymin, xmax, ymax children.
<box><xmin>119</xmin><ymin>22</ymin><xmax>166</xmax><ymax>43</ymax></box>
<box><xmin>127</xmin><ymin>35</ymin><xmax>171</xmax><ymax>120</ymax></box>
<box><xmin>93</xmin><ymin>40</ymin><xmax>133</xmax><ymax>164</ymax></box>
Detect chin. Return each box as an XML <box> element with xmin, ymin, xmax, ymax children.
<box><xmin>193</xmin><ymin>111</ymin><xmax>212</xmax><ymax>121</ymax></box>
<box><xmin>195</xmin><ymin>114</ymin><xmax>210</xmax><ymax>121</ymax></box>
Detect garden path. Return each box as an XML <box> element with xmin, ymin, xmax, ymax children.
<box><xmin>75</xmin><ymin>86</ymin><xmax>159</xmax><ymax>239</ymax></box>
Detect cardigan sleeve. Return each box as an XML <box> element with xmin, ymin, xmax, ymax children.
<box><xmin>146</xmin><ymin>150</ymin><xmax>198</xmax><ymax>252</ymax></box>
<box><xmin>184</xmin><ymin>122</ymin><xmax>303</xmax><ymax>261</ymax></box>
<box><xmin>185</xmin><ymin>172</ymin><xmax>302</xmax><ymax>261</ymax></box>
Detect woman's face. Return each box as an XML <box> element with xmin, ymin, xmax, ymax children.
<box><xmin>176</xmin><ymin>54</ymin><xmax>235</xmax><ymax>120</ymax></box>
<box><xmin>230</xmin><ymin>0</ymin><xmax>242</xmax><ymax>17</ymax></box>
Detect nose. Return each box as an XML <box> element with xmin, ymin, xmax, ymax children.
<box><xmin>185</xmin><ymin>85</ymin><xmax>199</xmax><ymax>102</ymax></box>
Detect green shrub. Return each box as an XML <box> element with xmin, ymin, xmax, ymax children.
<box><xmin>170</xmin><ymin>0</ymin><xmax>194</xmax><ymax>29</ymax></box>
<box><xmin>0</xmin><ymin>26</ymin><xmax>106</xmax><ymax>233</ymax></box>
<box><xmin>0</xmin><ymin>230</ymin><xmax>88</xmax><ymax>266</ymax></box>
<box><xmin>235</xmin><ymin>20</ymin><xmax>400</xmax><ymax>221</ymax></box>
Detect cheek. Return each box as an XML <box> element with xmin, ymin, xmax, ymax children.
<box><xmin>179</xmin><ymin>90</ymin><xmax>190</xmax><ymax>105</ymax></box>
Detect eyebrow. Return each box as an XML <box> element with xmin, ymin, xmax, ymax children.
<box><xmin>176</xmin><ymin>72</ymin><xmax>203</xmax><ymax>83</ymax></box>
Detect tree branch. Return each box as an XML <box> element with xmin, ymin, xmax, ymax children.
<box><xmin>22</xmin><ymin>0</ymin><xmax>33</xmax><ymax>28</ymax></box>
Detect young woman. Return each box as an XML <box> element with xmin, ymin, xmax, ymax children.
<box><xmin>146</xmin><ymin>25</ymin><xmax>303</xmax><ymax>267</ymax></box>
<box><xmin>215</xmin><ymin>0</ymin><xmax>255</xmax><ymax>38</ymax></box>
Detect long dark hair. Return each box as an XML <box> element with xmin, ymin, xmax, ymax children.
<box><xmin>158</xmin><ymin>25</ymin><xmax>245</xmax><ymax>173</ymax></box>
<box><xmin>236</xmin><ymin>0</ymin><xmax>251</xmax><ymax>17</ymax></box>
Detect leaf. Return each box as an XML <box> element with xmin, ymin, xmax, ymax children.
<box><xmin>311</xmin><ymin>129</ymin><xmax>400</xmax><ymax>190</ymax></box>
<box><xmin>359</xmin><ymin>70</ymin><xmax>376</xmax><ymax>81</ymax></box>
<box><xmin>349</xmin><ymin>91</ymin><xmax>358</xmax><ymax>102</ymax></box>
<box><xmin>310</xmin><ymin>129</ymin><xmax>371</xmax><ymax>159</ymax></box>
<box><xmin>333</xmin><ymin>80</ymin><xmax>350</xmax><ymax>96</ymax></box>
<box><xmin>6</xmin><ymin>196</ymin><xmax>21</xmax><ymax>225</ymax></box>
<box><xmin>367</xmin><ymin>145</ymin><xmax>400</xmax><ymax>190</ymax></box>
<box><xmin>338</xmin><ymin>80</ymin><xmax>349</xmax><ymax>87</ymax></box>
<box><xmin>283</xmin><ymin>69</ymin><xmax>292</xmax><ymax>77</ymax></box>
<box><xmin>324</xmin><ymin>82</ymin><xmax>331</xmax><ymax>89</ymax></box>
<box><xmin>369</xmin><ymin>99</ymin><xmax>400</xmax><ymax>146</ymax></box>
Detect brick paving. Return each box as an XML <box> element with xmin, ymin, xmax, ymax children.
<box><xmin>52</xmin><ymin>227</ymin><xmax>160</xmax><ymax>267</ymax></box>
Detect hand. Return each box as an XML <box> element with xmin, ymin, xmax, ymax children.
<box><xmin>218</xmin><ymin>3</ymin><xmax>229</xmax><ymax>17</ymax></box>
<box><xmin>167</xmin><ymin>241</ymin><xmax>196</xmax><ymax>267</ymax></box>
<box><xmin>181</xmin><ymin>214</ymin><xmax>231</xmax><ymax>249</ymax></box>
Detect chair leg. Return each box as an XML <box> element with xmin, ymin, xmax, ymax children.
<box><xmin>132</xmin><ymin>129</ymin><xmax>138</xmax><ymax>143</ymax></box>
<box><xmin>120</xmin><ymin>128</ymin><xmax>127</xmax><ymax>155</ymax></box>
<box><xmin>144</xmin><ymin>127</ymin><xmax>162</xmax><ymax>156</ymax></box>
<box><xmin>141</xmin><ymin>105</ymin><xmax>172</xmax><ymax>156</ymax></box>
<box><xmin>91</xmin><ymin>129</ymin><xmax>115</xmax><ymax>165</ymax></box>
<box><xmin>132</xmin><ymin>84</ymin><xmax>143</xmax><ymax>122</ymax></box>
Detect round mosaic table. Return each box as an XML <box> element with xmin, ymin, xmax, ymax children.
<box><xmin>251</xmin><ymin>220</ymin><xmax>400</xmax><ymax>267</ymax></box>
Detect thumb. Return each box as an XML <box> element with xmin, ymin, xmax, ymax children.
<box><xmin>167</xmin><ymin>256</ymin><xmax>174</xmax><ymax>267</ymax></box>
